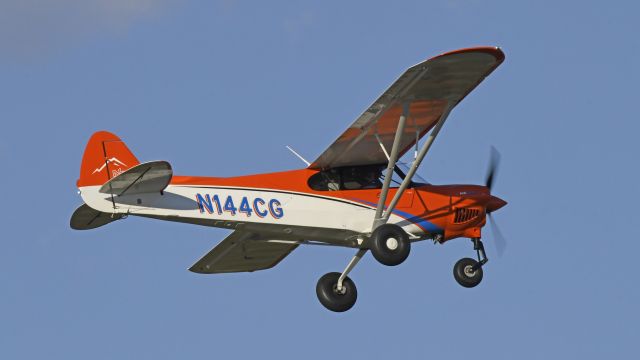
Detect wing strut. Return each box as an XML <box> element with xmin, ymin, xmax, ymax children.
<box><xmin>337</xmin><ymin>102</ymin><xmax>454</xmax><ymax>291</ymax></box>
<box><xmin>373</xmin><ymin>102</ymin><xmax>410</xmax><ymax>229</ymax></box>
<box><xmin>338</xmin><ymin>102</ymin><xmax>410</xmax><ymax>292</ymax></box>
<box><xmin>374</xmin><ymin>133</ymin><xmax>390</xmax><ymax>161</ymax></box>
<box><xmin>373</xmin><ymin>101</ymin><xmax>454</xmax><ymax>228</ymax></box>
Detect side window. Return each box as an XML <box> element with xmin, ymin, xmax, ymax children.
<box><xmin>308</xmin><ymin>165</ymin><xmax>385</xmax><ymax>191</ymax></box>
<box><xmin>341</xmin><ymin>166</ymin><xmax>383</xmax><ymax>190</ymax></box>
<box><xmin>308</xmin><ymin>170</ymin><xmax>340</xmax><ymax>191</ymax></box>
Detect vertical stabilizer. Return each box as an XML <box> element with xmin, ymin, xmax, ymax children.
<box><xmin>77</xmin><ymin>131</ymin><xmax>140</xmax><ymax>187</ymax></box>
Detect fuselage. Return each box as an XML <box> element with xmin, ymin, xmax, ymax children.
<box><xmin>80</xmin><ymin>167</ymin><xmax>506</xmax><ymax>247</ymax></box>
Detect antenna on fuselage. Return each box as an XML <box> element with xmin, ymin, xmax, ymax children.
<box><xmin>285</xmin><ymin>145</ymin><xmax>311</xmax><ymax>166</ymax></box>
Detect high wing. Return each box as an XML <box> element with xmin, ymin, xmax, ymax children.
<box><xmin>309</xmin><ymin>47</ymin><xmax>505</xmax><ymax>170</ymax></box>
<box><xmin>189</xmin><ymin>230</ymin><xmax>299</xmax><ymax>274</ymax></box>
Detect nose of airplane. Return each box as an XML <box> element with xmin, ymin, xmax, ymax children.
<box><xmin>486</xmin><ymin>195</ymin><xmax>507</xmax><ymax>213</ymax></box>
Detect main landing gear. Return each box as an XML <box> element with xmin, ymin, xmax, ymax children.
<box><xmin>453</xmin><ymin>237</ymin><xmax>487</xmax><ymax>288</ymax></box>
<box><xmin>316</xmin><ymin>234</ymin><xmax>492</xmax><ymax>311</ymax></box>
<box><xmin>316</xmin><ymin>224</ymin><xmax>411</xmax><ymax>312</ymax></box>
<box><xmin>369</xmin><ymin>224</ymin><xmax>411</xmax><ymax>266</ymax></box>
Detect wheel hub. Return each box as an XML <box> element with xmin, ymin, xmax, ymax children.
<box><xmin>463</xmin><ymin>265</ymin><xmax>476</xmax><ymax>277</ymax></box>
<box><xmin>386</xmin><ymin>237</ymin><xmax>399</xmax><ymax>251</ymax></box>
<box><xmin>333</xmin><ymin>284</ymin><xmax>346</xmax><ymax>295</ymax></box>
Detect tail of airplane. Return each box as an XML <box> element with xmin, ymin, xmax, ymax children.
<box><xmin>72</xmin><ymin>131</ymin><xmax>139</xmax><ymax>230</ymax></box>
<box><xmin>77</xmin><ymin>131</ymin><xmax>140</xmax><ymax>187</ymax></box>
<box><xmin>72</xmin><ymin>131</ymin><xmax>173</xmax><ymax>230</ymax></box>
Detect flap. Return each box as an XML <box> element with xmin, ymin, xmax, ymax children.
<box><xmin>189</xmin><ymin>230</ymin><xmax>299</xmax><ymax>274</ymax></box>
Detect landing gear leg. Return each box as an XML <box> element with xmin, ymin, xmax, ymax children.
<box><xmin>453</xmin><ymin>238</ymin><xmax>487</xmax><ymax>288</ymax></box>
<box><xmin>316</xmin><ymin>249</ymin><xmax>366</xmax><ymax>312</ymax></box>
<box><xmin>471</xmin><ymin>237</ymin><xmax>488</xmax><ymax>270</ymax></box>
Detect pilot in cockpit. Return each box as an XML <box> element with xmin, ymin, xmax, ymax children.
<box><xmin>360</xmin><ymin>168</ymin><xmax>383</xmax><ymax>189</ymax></box>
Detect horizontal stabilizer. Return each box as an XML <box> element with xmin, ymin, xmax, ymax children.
<box><xmin>70</xmin><ymin>204</ymin><xmax>123</xmax><ymax>230</ymax></box>
<box><xmin>99</xmin><ymin>161</ymin><xmax>172</xmax><ymax>196</ymax></box>
<box><xmin>190</xmin><ymin>230</ymin><xmax>299</xmax><ymax>274</ymax></box>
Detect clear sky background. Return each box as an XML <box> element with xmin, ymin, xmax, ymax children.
<box><xmin>1</xmin><ymin>1</ymin><xmax>638</xmax><ymax>359</ymax></box>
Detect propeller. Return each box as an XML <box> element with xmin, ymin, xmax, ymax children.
<box><xmin>488</xmin><ymin>211</ymin><xmax>506</xmax><ymax>257</ymax></box>
<box><xmin>485</xmin><ymin>146</ymin><xmax>500</xmax><ymax>191</ymax></box>
<box><xmin>484</xmin><ymin>146</ymin><xmax>506</xmax><ymax>256</ymax></box>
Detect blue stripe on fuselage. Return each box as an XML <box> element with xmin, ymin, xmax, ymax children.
<box><xmin>350</xmin><ymin>198</ymin><xmax>442</xmax><ymax>234</ymax></box>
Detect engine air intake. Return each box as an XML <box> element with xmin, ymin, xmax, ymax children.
<box><xmin>454</xmin><ymin>208</ymin><xmax>480</xmax><ymax>223</ymax></box>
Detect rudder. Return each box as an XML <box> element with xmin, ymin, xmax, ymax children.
<box><xmin>77</xmin><ymin>131</ymin><xmax>140</xmax><ymax>187</ymax></box>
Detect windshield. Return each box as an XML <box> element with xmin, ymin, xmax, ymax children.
<box><xmin>396</xmin><ymin>162</ymin><xmax>430</xmax><ymax>184</ymax></box>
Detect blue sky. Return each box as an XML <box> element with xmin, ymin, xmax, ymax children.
<box><xmin>1</xmin><ymin>1</ymin><xmax>638</xmax><ymax>358</ymax></box>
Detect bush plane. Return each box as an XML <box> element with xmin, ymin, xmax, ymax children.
<box><xmin>71</xmin><ymin>46</ymin><xmax>507</xmax><ymax>312</ymax></box>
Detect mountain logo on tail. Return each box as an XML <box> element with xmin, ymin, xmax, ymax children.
<box><xmin>92</xmin><ymin>157</ymin><xmax>128</xmax><ymax>175</ymax></box>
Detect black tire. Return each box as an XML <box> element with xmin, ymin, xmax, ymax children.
<box><xmin>316</xmin><ymin>272</ymin><xmax>357</xmax><ymax>312</ymax></box>
<box><xmin>370</xmin><ymin>224</ymin><xmax>410</xmax><ymax>266</ymax></box>
<box><xmin>453</xmin><ymin>258</ymin><xmax>484</xmax><ymax>288</ymax></box>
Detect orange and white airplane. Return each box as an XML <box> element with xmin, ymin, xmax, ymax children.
<box><xmin>71</xmin><ymin>46</ymin><xmax>507</xmax><ymax>312</ymax></box>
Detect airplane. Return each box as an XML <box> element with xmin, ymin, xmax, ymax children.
<box><xmin>71</xmin><ymin>46</ymin><xmax>507</xmax><ymax>312</ymax></box>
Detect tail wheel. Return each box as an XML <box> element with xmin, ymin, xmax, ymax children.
<box><xmin>453</xmin><ymin>258</ymin><xmax>484</xmax><ymax>288</ymax></box>
<box><xmin>370</xmin><ymin>224</ymin><xmax>410</xmax><ymax>266</ymax></box>
<box><xmin>316</xmin><ymin>272</ymin><xmax>357</xmax><ymax>312</ymax></box>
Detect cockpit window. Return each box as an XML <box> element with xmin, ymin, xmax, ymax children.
<box><xmin>308</xmin><ymin>163</ymin><xmax>429</xmax><ymax>191</ymax></box>
<box><xmin>308</xmin><ymin>165</ymin><xmax>384</xmax><ymax>191</ymax></box>
<box><xmin>396</xmin><ymin>162</ymin><xmax>430</xmax><ymax>185</ymax></box>
<box><xmin>341</xmin><ymin>165</ymin><xmax>384</xmax><ymax>190</ymax></box>
<box><xmin>307</xmin><ymin>168</ymin><xmax>341</xmax><ymax>191</ymax></box>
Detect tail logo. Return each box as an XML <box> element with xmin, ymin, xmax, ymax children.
<box><xmin>92</xmin><ymin>157</ymin><xmax>128</xmax><ymax>175</ymax></box>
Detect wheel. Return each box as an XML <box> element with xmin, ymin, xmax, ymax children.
<box><xmin>370</xmin><ymin>224</ymin><xmax>410</xmax><ymax>266</ymax></box>
<box><xmin>316</xmin><ymin>272</ymin><xmax>357</xmax><ymax>312</ymax></box>
<box><xmin>453</xmin><ymin>258</ymin><xmax>484</xmax><ymax>288</ymax></box>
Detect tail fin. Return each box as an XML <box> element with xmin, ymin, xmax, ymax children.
<box><xmin>77</xmin><ymin>131</ymin><xmax>140</xmax><ymax>187</ymax></box>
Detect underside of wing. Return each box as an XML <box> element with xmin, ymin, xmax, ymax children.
<box><xmin>189</xmin><ymin>230</ymin><xmax>299</xmax><ymax>274</ymax></box>
<box><xmin>99</xmin><ymin>160</ymin><xmax>172</xmax><ymax>196</ymax></box>
<box><xmin>310</xmin><ymin>47</ymin><xmax>505</xmax><ymax>169</ymax></box>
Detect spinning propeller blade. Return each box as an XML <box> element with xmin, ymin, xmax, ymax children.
<box><xmin>485</xmin><ymin>146</ymin><xmax>501</xmax><ymax>192</ymax></box>
<box><xmin>488</xmin><ymin>213</ymin><xmax>506</xmax><ymax>257</ymax></box>
<box><xmin>485</xmin><ymin>146</ymin><xmax>506</xmax><ymax>256</ymax></box>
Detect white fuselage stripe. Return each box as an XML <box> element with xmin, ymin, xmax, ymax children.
<box><xmin>79</xmin><ymin>184</ymin><xmax>425</xmax><ymax>238</ymax></box>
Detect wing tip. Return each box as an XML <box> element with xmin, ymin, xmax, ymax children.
<box><xmin>434</xmin><ymin>46</ymin><xmax>505</xmax><ymax>63</ymax></box>
<box><xmin>188</xmin><ymin>266</ymin><xmax>205</xmax><ymax>274</ymax></box>
<box><xmin>188</xmin><ymin>263</ymin><xmax>217</xmax><ymax>274</ymax></box>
